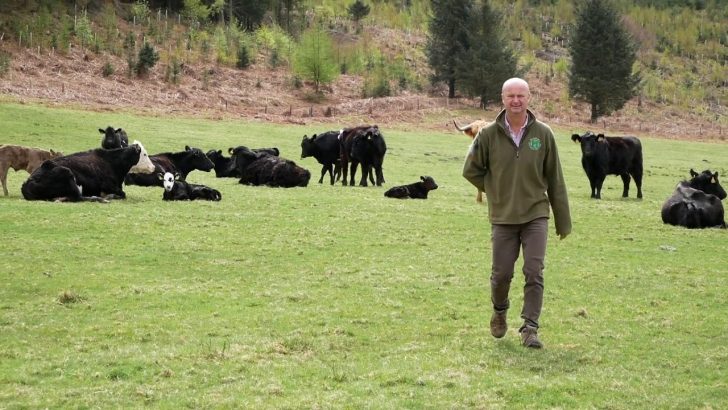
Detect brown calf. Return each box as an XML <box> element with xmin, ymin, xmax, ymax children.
<box><xmin>454</xmin><ymin>120</ymin><xmax>490</xmax><ymax>203</ymax></box>
<box><xmin>0</xmin><ymin>144</ymin><xmax>63</xmax><ymax>196</ymax></box>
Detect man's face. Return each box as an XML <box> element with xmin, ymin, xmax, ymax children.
<box><xmin>502</xmin><ymin>83</ymin><xmax>530</xmax><ymax>116</ymax></box>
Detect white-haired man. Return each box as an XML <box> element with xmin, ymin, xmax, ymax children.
<box><xmin>462</xmin><ymin>77</ymin><xmax>572</xmax><ymax>348</ymax></box>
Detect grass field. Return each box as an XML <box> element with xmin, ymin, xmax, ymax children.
<box><xmin>1</xmin><ymin>102</ymin><xmax>726</xmax><ymax>409</ymax></box>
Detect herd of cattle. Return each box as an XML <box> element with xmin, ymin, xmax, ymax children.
<box><xmin>0</xmin><ymin>122</ymin><xmax>724</xmax><ymax>229</ymax></box>
<box><xmin>0</xmin><ymin>123</ymin><xmax>440</xmax><ymax>204</ymax></box>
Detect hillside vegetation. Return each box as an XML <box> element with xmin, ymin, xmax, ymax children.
<box><xmin>0</xmin><ymin>0</ymin><xmax>726</xmax><ymax>139</ymax></box>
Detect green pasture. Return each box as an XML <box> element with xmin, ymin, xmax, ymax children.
<box><xmin>0</xmin><ymin>102</ymin><xmax>726</xmax><ymax>409</ymax></box>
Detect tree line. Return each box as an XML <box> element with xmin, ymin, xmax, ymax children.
<box><xmin>427</xmin><ymin>0</ymin><xmax>640</xmax><ymax>122</ymax></box>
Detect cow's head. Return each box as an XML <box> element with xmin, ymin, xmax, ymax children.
<box><xmin>571</xmin><ymin>131</ymin><xmax>605</xmax><ymax>157</ymax></box>
<box><xmin>128</xmin><ymin>140</ymin><xmax>156</xmax><ymax>174</ymax></box>
<box><xmin>185</xmin><ymin>145</ymin><xmax>215</xmax><ymax>172</ymax></box>
<box><xmin>301</xmin><ymin>134</ymin><xmax>315</xmax><ymax>158</ymax></box>
<box><xmin>689</xmin><ymin>169</ymin><xmax>727</xmax><ymax>200</ymax></box>
<box><xmin>160</xmin><ymin>171</ymin><xmax>178</xmax><ymax>192</ymax></box>
<box><xmin>421</xmin><ymin>176</ymin><xmax>438</xmax><ymax>191</ymax></box>
<box><xmin>206</xmin><ymin>149</ymin><xmax>225</xmax><ymax>162</ymax></box>
<box><xmin>99</xmin><ymin>126</ymin><xmax>129</xmax><ymax>149</ymax></box>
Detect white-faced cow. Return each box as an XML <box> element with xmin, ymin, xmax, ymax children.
<box><xmin>661</xmin><ymin>169</ymin><xmax>726</xmax><ymax>229</ymax></box>
<box><xmin>21</xmin><ymin>141</ymin><xmax>155</xmax><ymax>201</ymax></box>
<box><xmin>454</xmin><ymin>119</ymin><xmax>490</xmax><ymax>203</ymax></box>
<box><xmin>384</xmin><ymin>176</ymin><xmax>438</xmax><ymax>199</ymax></box>
<box><xmin>0</xmin><ymin>145</ymin><xmax>63</xmax><ymax>196</ymax></box>
<box><xmin>125</xmin><ymin>145</ymin><xmax>214</xmax><ymax>186</ymax></box>
<box><xmin>99</xmin><ymin>126</ymin><xmax>129</xmax><ymax>149</ymax></box>
<box><xmin>161</xmin><ymin>172</ymin><xmax>222</xmax><ymax>201</ymax></box>
<box><xmin>301</xmin><ymin>131</ymin><xmax>342</xmax><ymax>185</ymax></box>
<box><xmin>571</xmin><ymin>131</ymin><xmax>643</xmax><ymax>199</ymax></box>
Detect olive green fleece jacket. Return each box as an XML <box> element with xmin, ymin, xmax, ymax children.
<box><xmin>462</xmin><ymin>109</ymin><xmax>572</xmax><ymax>236</ymax></box>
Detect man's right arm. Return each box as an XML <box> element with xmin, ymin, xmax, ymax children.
<box><xmin>462</xmin><ymin>137</ymin><xmax>487</xmax><ymax>191</ymax></box>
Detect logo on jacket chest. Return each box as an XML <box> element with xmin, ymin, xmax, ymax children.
<box><xmin>528</xmin><ymin>137</ymin><xmax>542</xmax><ymax>151</ymax></box>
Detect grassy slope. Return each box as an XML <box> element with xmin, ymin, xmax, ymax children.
<box><xmin>0</xmin><ymin>102</ymin><xmax>727</xmax><ymax>408</ymax></box>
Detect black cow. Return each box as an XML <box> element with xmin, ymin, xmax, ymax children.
<box><xmin>301</xmin><ymin>131</ymin><xmax>342</xmax><ymax>185</ymax></box>
<box><xmin>206</xmin><ymin>149</ymin><xmax>241</xmax><ymax>178</ymax></box>
<box><xmin>99</xmin><ymin>126</ymin><xmax>129</xmax><ymax>149</ymax></box>
<box><xmin>239</xmin><ymin>155</ymin><xmax>310</xmax><ymax>188</ymax></box>
<box><xmin>22</xmin><ymin>142</ymin><xmax>155</xmax><ymax>201</ymax></box>
<box><xmin>384</xmin><ymin>176</ymin><xmax>438</xmax><ymax>199</ymax></box>
<box><xmin>125</xmin><ymin>145</ymin><xmax>214</xmax><ymax>186</ymax></box>
<box><xmin>161</xmin><ymin>172</ymin><xmax>222</xmax><ymax>201</ymax></box>
<box><xmin>661</xmin><ymin>169</ymin><xmax>726</xmax><ymax>229</ymax></box>
<box><xmin>350</xmin><ymin>128</ymin><xmax>387</xmax><ymax>187</ymax></box>
<box><xmin>227</xmin><ymin>146</ymin><xmax>281</xmax><ymax>176</ymax></box>
<box><xmin>339</xmin><ymin>125</ymin><xmax>383</xmax><ymax>187</ymax></box>
<box><xmin>571</xmin><ymin>131</ymin><xmax>643</xmax><ymax>199</ymax></box>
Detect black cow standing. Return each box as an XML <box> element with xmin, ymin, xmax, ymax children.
<box><xmin>125</xmin><ymin>145</ymin><xmax>214</xmax><ymax>186</ymax></box>
<box><xmin>384</xmin><ymin>176</ymin><xmax>438</xmax><ymax>199</ymax></box>
<box><xmin>99</xmin><ymin>126</ymin><xmax>129</xmax><ymax>149</ymax></box>
<box><xmin>350</xmin><ymin>128</ymin><xmax>387</xmax><ymax>187</ymax></box>
<box><xmin>661</xmin><ymin>169</ymin><xmax>726</xmax><ymax>229</ymax></box>
<box><xmin>22</xmin><ymin>144</ymin><xmax>154</xmax><ymax>201</ymax></box>
<box><xmin>571</xmin><ymin>131</ymin><xmax>643</xmax><ymax>199</ymax></box>
<box><xmin>301</xmin><ymin>131</ymin><xmax>342</xmax><ymax>185</ymax></box>
<box><xmin>339</xmin><ymin>125</ymin><xmax>385</xmax><ymax>187</ymax></box>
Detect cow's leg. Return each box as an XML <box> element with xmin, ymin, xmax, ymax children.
<box><xmin>324</xmin><ymin>164</ymin><xmax>335</xmax><ymax>185</ymax></box>
<box><xmin>333</xmin><ymin>162</ymin><xmax>341</xmax><ymax>183</ymax></box>
<box><xmin>632</xmin><ymin>171</ymin><xmax>643</xmax><ymax>199</ymax></box>
<box><xmin>374</xmin><ymin>164</ymin><xmax>384</xmax><ymax>186</ymax></box>
<box><xmin>588</xmin><ymin>176</ymin><xmax>597</xmax><ymax>198</ymax></box>
<box><xmin>341</xmin><ymin>160</ymin><xmax>348</xmax><ymax>186</ymax></box>
<box><xmin>318</xmin><ymin>165</ymin><xmax>326</xmax><ymax>184</ymax></box>
<box><xmin>0</xmin><ymin>167</ymin><xmax>8</xmax><ymax>196</ymax></box>
<box><xmin>349</xmin><ymin>162</ymin><xmax>358</xmax><ymax>187</ymax></box>
<box><xmin>620</xmin><ymin>173</ymin><xmax>631</xmax><ymax>197</ymax></box>
<box><xmin>359</xmin><ymin>163</ymin><xmax>370</xmax><ymax>187</ymax></box>
<box><xmin>595</xmin><ymin>175</ymin><xmax>605</xmax><ymax>199</ymax></box>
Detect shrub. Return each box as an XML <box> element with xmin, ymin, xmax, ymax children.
<box><xmin>0</xmin><ymin>51</ymin><xmax>11</xmax><ymax>77</ymax></box>
<box><xmin>136</xmin><ymin>41</ymin><xmax>159</xmax><ymax>76</ymax></box>
<box><xmin>165</xmin><ymin>56</ymin><xmax>182</xmax><ymax>84</ymax></box>
<box><xmin>236</xmin><ymin>44</ymin><xmax>251</xmax><ymax>69</ymax></box>
<box><xmin>102</xmin><ymin>61</ymin><xmax>115</xmax><ymax>77</ymax></box>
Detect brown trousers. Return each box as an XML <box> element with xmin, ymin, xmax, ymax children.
<box><xmin>490</xmin><ymin>217</ymin><xmax>548</xmax><ymax>329</ymax></box>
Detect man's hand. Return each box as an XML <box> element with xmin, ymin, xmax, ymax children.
<box><xmin>558</xmin><ymin>232</ymin><xmax>569</xmax><ymax>240</ymax></box>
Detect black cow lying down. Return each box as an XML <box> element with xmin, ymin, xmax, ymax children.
<box><xmin>161</xmin><ymin>172</ymin><xmax>221</xmax><ymax>201</ymax></box>
<box><xmin>22</xmin><ymin>142</ymin><xmax>155</xmax><ymax>202</ymax></box>
<box><xmin>384</xmin><ymin>176</ymin><xmax>438</xmax><ymax>199</ymax></box>
<box><xmin>239</xmin><ymin>154</ymin><xmax>310</xmax><ymax>188</ymax></box>
<box><xmin>661</xmin><ymin>169</ymin><xmax>726</xmax><ymax>229</ymax></box>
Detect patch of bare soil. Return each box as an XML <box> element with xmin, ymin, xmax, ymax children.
<box><xmin>1</xmin><ymin>46</ymin><xmax>725</xmax><ymax>141</ymax></box>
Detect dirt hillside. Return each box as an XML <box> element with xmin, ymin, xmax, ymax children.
<box><xmin>1</xmin><ymin>44</ymin><xmax>725</xmax><ymax>141</ymax></box>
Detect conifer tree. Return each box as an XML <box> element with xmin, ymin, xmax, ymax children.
<box><xmin>456</xmin><ymin>1</ymin><xmax>518</xmax><ymax>107</ymax></box>
<box><xmin>568</xmin><ymin>0</ymin><xmax>640</xmax><ymax>123</ymax></box>
<box><xmin>348</xmin><ymin>0</ymin><xmax>371</xmax><ymax>25</ymax></box>
<box><xmin>293</xmin><ymin>28</ymin><xmax>339</xmax><ymax>94</ymax></box>
<box><xmin>425</xmin><ymin>0</ymin><xmax>473</xmax><ymax>98</ymax></box>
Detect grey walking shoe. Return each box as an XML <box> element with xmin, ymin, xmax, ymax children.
<box><xmin>490</xmin><ymin>310</ymin><xmax>507</xmax><ymax>338</ymax></box>
<box><xmin>520</xmin><ymin>325</ymin><xmax>543</xmax><ymax>349</ymax></box>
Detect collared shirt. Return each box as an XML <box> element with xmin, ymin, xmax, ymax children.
<box><xmin>504</xmin><ymin>113</ymin><xmax>529</xmax><ymax>147</ymax></box>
